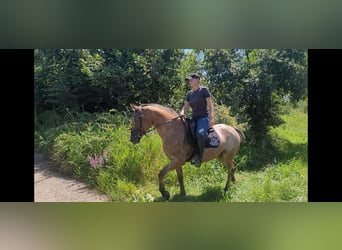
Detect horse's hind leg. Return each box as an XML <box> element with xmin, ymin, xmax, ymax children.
<box><xmin>176</xmin><ymin>167</ymin><xmax>185</xmax><ymax>196</ymax></box>
<box><xmin>222</xmin><ymin>154</ymin><xmax>236</xmax><ymax>194</ymax></box>
<box><xmin>231</xmin><ymin>165</ymin><xmax>236</xmax><ymax>183</ymax></box>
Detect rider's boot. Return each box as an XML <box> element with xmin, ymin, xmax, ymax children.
<box><xmin>194</xmin><ymin>134</ymin><xmax>206</xmax><ymax>168</ymax></box>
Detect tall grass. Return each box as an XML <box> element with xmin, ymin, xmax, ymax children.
<box><xmin>35</xmin><ymin>100</ymin><xmax>307</xmax><ymax>202</ymax></box>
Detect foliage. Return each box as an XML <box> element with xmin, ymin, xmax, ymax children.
<box><xmin>168</xmin><ymin>49</ymin><xmax>202</xmax><ymax>111</ymax></box>
<box><xmin>201</xmin><ymin>49</ymin><xmax>244</xmax><ymax>109</ymax></box>
<box><xmin>35</xmin><ymin>49</ymin><xmax>184</xmax><ymax>114</ymax></box>
<box><xmin>35</xmin><ymin>102</ymin><xmax>307</xmax><ymax>202</ymax></box>
<box><xmin>213</xmin><ymin>104</ymin><xmax>238</xmax><ymax>127</ymax></box>
<box><xmin>201</xmin><ymin>49</ymin><xmax>307</xmax><ymax>140</ymax></box>
<box><xmin>35</xmin><ymin>49</ymin><xmax>307</xmax><ymax>142</ymax></box>
<box><xmin>34</xmin><ymin>48</ymin><xmax>308</xmax><ymax>201</ymax></box>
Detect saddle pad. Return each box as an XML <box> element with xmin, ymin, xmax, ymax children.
<box><xmin>205</xmin><ymin>128</ymin><xmax>220</xmax><ymax>148</ymax></box>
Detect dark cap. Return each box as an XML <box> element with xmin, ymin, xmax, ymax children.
<box><xmin>185</xmin><ymin>73</ymin><xmax>201</xmax><ymax>80</ymax></box>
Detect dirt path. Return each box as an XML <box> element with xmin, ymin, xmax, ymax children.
<box><xmin>34</xmin><ymin>153</ymin><xmax>110</xmax><ymax>202</ymax></box>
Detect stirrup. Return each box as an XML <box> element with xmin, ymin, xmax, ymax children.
<box><xmin>191</xmin><ymin>155</ymin><xmax>201</xmax><ymax>167</ymax></box>
<box><xmin>194</xmin><ymin>159</ymin><xmax>201</xmax><ymax>168</ymax></box>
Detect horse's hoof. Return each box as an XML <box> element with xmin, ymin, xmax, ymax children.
<box><xmin>163</xmin><ymin>190</ymin><xmax>170</xmax><ymax>200</ymax></box>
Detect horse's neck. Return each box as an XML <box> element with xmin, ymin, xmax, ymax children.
<box><xmin>148</xmin><ymin>108</ymin><xmax>174</xmax><ymax>127</ymax></box>
<box><xmin>151</xmin><ymin>110</ymin><xmax>185</xmax><ymax>150</ymax></box>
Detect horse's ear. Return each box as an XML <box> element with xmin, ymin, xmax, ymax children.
<box><xmin>130</xmin><ymin>104</ymin><xmax>137</xmax><ymax>111</ymax></box>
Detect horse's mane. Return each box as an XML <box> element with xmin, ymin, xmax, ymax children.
<box><xmin>141</xmin><ymin>104</ymin><xmax>179</xmax><ymax>116</ymax></box>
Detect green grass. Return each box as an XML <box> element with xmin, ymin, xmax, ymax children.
<box><xmin>35</xmin><ymin>102</ymin><xmax>307</xmax><ymax>202</ymax></box>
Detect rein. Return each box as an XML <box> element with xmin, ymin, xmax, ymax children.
<box><xmin>145</xmin><ymin>115</ymin><xmax>183</xmax><ymax>134</ymax></box>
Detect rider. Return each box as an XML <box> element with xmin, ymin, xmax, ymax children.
<box><xmin>180</xmin><ymin>73</ymin><xmax>215</xmax><ymax>167</ymax></box>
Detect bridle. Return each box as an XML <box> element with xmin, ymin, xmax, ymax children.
<box><xmin>131</xmin><ymin>108</ymin><xmax>145</xmax><ymax>141</ymax></box>
<box><xmin>131</xmin><ymin>107</ymin><xmax>183</xmax><ymax>142</ymax></box>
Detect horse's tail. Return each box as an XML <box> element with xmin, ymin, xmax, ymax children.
<box><xmin>234</xmin><ymin>127</ymin><xmax>245</xmax><ymax>145</ymax></box>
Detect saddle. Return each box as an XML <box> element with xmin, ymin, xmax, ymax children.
<box><xmin>183</xmin><ymin>117</ymin><xmax>220</xmax><ymax>148</ymax></box>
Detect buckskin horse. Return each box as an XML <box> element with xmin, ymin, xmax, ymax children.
<box><xmin>130</xmin><ymin>103</ymin><xmax>245</xmax><ymax>200</ymax></box>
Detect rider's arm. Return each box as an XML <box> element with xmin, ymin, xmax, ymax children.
<box><xmin>180</xmin><ymin>101</ymin><xmax>190</xmax><ymax>116</ymax></box>
<box><xmin>206</xmin><ymin>97</ymin><xmax>215</xmax><ymax>126</ymax></box>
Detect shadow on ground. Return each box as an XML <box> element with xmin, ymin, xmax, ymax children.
<box><xmin>154</xmin><ymin>185</ymin><xmax>226</xmax><ymax>202</ymax></box>
<box><xmin>237</xmin><ymin>134</ymin><xmax>307</xmax><ymax>171</ymax></box>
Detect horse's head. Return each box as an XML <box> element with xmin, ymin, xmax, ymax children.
<box><xmin>130</xmin><ymin>103</ymin><xmax>175</xmax><ymax>144</ymax></box>
<box><xmin>130</xmin><ymin>104</ymin><xmax>145</xmax><ymax>144</ymax></box>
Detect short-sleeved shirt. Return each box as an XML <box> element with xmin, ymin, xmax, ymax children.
<box><xmin>186</xmin><ymin>86</ymin><xmax>211</xmax><ymax>118</ymax></box>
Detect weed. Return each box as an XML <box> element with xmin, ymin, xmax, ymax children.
<box><xmin>35</xmin><ymin>104</ymin><xmax>307</xmax><ymax>202</ymax></box>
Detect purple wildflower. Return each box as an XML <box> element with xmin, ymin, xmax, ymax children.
<box><xmin>87</xmin><ymin>150</ymin><xmax>109</xmax><ymax>169</ymax></box>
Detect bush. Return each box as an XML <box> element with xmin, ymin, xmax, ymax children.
<box><xmin>35</xmin><ymin>101</ymin><xmax>307</xmax><ymax>202</ymax></box>
<box><xmin>214</xmin><ymin>104</ymin><xmax>238</xmax><ymax>127</ymax></box>
<box><xmin>35</xmin><ymin>110</ymin><xmax>65</xmax><ymax>130</ymax></box>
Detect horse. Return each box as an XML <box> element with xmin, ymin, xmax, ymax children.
<box><xmin>130</xmin><ymin>103</ymin><xmax>245</xmax><ymax>200</ymax></box>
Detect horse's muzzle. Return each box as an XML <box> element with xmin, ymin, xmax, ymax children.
<box><xmin>130</xmin><ymin>129</ymin><xmax>141</xmax><ymax>144</ymax></box>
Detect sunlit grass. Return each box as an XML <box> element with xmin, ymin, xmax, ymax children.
<box><xmin>35</xmin><ymin>102</ymin><xmax>307</xmax><ymax>202</ymax></box>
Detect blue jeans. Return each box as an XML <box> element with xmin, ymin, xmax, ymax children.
<box><xmin>195</xmin><ymin>117</ymin><xmax>209</xmax><ymax>137</ymax></box>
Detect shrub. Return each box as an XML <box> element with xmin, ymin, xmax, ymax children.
<box><xmin>214</xmin><ymin>104</ymin><xmax>238</xmax><ymax>127</ymax></box>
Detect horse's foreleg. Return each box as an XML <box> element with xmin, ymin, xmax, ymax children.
<box><xmin>158</xmin><ymin>159</ymin><xmax>184</xmax><ymax>200</ymax></box>
<box><xmin>176</xmin><ymin>167</ymin><xmax>185</xmax><ymax>196</ymax></box>
<box><xmin>158</xmin><ymin>166</ymin><xmax>171</xmax><ymax>200</ymax></box>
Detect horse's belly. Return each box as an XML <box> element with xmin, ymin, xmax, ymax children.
<box><xmin>202</xmin><ymin>146</ymin><xmax>224</xmax><ymax>162</ymax></box>
<box><xmin>162</xmin><ymin>140</ymin><xmax>191</xmax><ymax>160</ymax></box>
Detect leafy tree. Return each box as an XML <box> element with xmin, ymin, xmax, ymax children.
<box><xmin>202</xmin><ymin>49</ymin><xmax>307</xmax><ymax>141</ymax></box>
<box><xmin>34</xmin><ymin>49</ymin><xmax>85</xmax><ymax>113</ymax></box>
<box><xmin>170</xmin><ymin>49</ymin><xmax>202</xmax><ymax>111</ymax></box>
<box><xmin>34</xmin><ymin>48</ymin><xmax>307</xmax><ymax>142</ymax></box>
<box><xmin>34</xmin><ymin>49</ymin><xmax>185</xmax><ymax>114</ymax></box>
<box><xmin>201</xmin><ymin>49</ymin><xmax>247</xmax><ymax>114</ymax></box>
<box><xmin>241</xmin><ymin>49</ymin><xmax>307</xmax><ymax>140</ymax></box>
<box><xmin>129</xmin><ymin>49</ymin><xmax>184</xmax><ymax>106</ymax></box>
